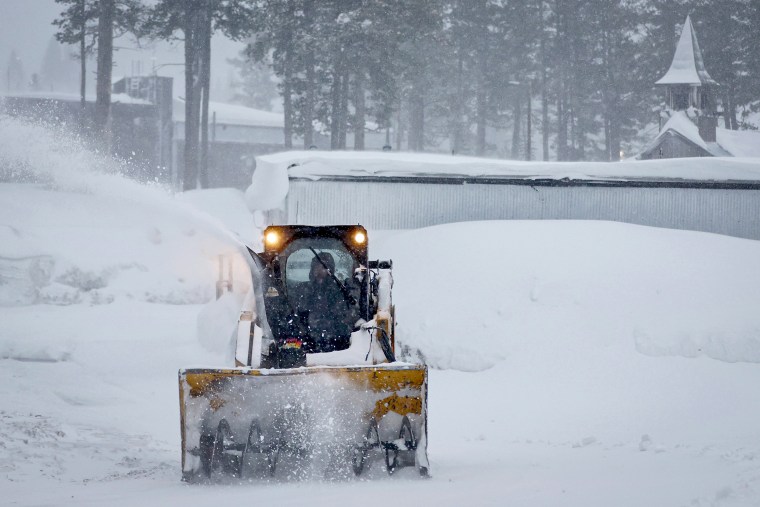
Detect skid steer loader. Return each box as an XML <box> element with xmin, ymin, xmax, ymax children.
<box><xmin>179</xmin><ymin>225</ymin><xmax>429</xmax><ymax>482</ymax></box>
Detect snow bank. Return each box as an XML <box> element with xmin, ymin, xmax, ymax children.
<box><xmin>245</xmin><ymin>154</ymin><xmax>290</xmax><ymax>212</ymax></box>
<box><xmin>373</xmin><ymin>220</ymin><xmax>760</xmax><ymax>371</ymax></box>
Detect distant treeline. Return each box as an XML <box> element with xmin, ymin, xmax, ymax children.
<box><xmin>52</xmin><ymin>1</ymin><xmax>760</xmax><ymax>186</ymax></box>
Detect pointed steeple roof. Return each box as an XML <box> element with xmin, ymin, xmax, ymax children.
<box><xmin>656</xmin><ymin>15</ymin><xmax>718</xmax><ymax>86</ymax></box>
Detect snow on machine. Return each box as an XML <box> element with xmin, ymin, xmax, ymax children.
<box><xmin>179</xmin><ymin>225</ymin><xmax>429</xmax><ymax>482</ymax></box>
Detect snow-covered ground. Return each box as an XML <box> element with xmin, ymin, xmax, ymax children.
<box><xmin>2</xmin><ymin>116</ymin><xmax>760</xmax><ymax>506</ymax></box>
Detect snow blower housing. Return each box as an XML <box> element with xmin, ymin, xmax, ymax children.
<box><xmin>179</xmin><ymin>225</ymin><xmax>429</xmax><ymax>482</ymax></box>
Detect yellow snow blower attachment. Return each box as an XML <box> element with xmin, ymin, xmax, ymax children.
<box><xmin>179</xmin><ymin>226</ymin><xmax>429</xmax><ymax>482</ymax></box>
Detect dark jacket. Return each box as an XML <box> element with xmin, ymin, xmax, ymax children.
<box><xmin>303</xmin><ymin>278</ymin><xmax>352</xmax><ymax>351</ymax></box>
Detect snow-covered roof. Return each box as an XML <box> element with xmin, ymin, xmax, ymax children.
<box><xmin>641</xmin><ymin>111</ymin><xmax>728</xmax><ymax>157</ymax></box>
<box><xmin>638</xmin><ymin>111</ymin><xmax>760</xmax><ymax>159</ymax></box>
<box><xmin>256</xmin><ymin>149</ymin><xmax>760</xmax><ymax>187</ymax></box>
<box><xmin>0</xmin><ymin>91</ymin><xmax>152</xmax><ymax>105</ymax></box>
<box><xmin>716</xmin><ymin>128</ymin><xmax>760</xmax><ymax>158</ymax></box>
<box><xmin>655</xmin><ymin>15</ymin><xmax>717</xmax><ymax>86</ymax></box>
<box><xmin>173</xmin><ymin>98</ymin><xmax>284</xmax><ymax>128</ymax></box>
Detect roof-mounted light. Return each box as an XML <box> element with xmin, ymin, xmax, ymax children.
<box><xmin>353</xmin><ymin>230</ymin><xmax>366</xmax><ymax>245</ymax></box>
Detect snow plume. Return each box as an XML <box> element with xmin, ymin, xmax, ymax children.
<box><xmin>0</xmin><ymin>115</ymin><xmax>250</xmax><ymax>245</ymax></box>
<box><xmin>0</xmin><ymin>115</ymin><xmax>256</xmax><ymax>307</ymax></box>
<box><xmin>0</xmin><ymin>114</ymin><xmax>140</xmax><ymax>194</ymax></box>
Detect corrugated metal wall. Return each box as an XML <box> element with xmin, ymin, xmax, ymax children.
<box><xmin>285</xmin><ymin>179</ymin><xmax>760</xmax><ymax>240</ymax></box>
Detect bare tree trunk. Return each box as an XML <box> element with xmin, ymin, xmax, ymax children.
<box><xmin>95</xmin><ymin>0</ymin><xmax>113</xmax><ymax>152</ymax></box>
<box><xmin>199</xmin><ymin>3</ymin><xmax>212</xmax><ymax>188</ymax></box>
<box><xmin>338</xmin><ymin>67</ymin><xmax>349</xmax><ymax>149</ymax></box>
<box><xmin>452</xmin><ymin>52</ymin><xmax>464</xmax><ymax>154</ymax></box>
<box><xmin>474</xmin><ymin>0</ymin><xmax>488</xmax><ymax>156</ymax></box>
<box><xmin>555</xmin><ymin>0</ymin><xmax>568</xmax><ymax>161</ymax></box>
<box><xmin>526</xmin><ymin>83</ymin><xmax>532</xmax><ymax>160</ymax></box>
<box><xmin>353</xmin><ymin>71</ymin><xmax>365</xmax><ymax>150</ymax></box>
<box><xmin>604</xmin><ymin>115</ymin><xmax>611</xmax><ymax>161</ymax></box>
<box><xmin>610</xmin><ymin>120</ymin><xmax>620</xmax><ymax>161</ymax></box>
<box><xmin>601</xmin><ymin>25</ymin><xmax>616</xmax><ymax>162</ymax></box>
<box><xmin>408</xmin><ymin>79</ymin><xmax>425</xmax><ymax>151</ymax></box>
<box><xmin>723</xmin><ymin>90</ymin><xmax>731</xmax><ymax>129</ymax></box>
<box><xmin>475</xmin><ymin>83</ymin><xmax>487</xmax><ymax>155</ymax></box>
<box><xmin>304</xmin><ymin>51</ymin><xmax>315</xmax><ymax>148</ymax></box>
<box><xmin>511</xmin><ymin>97</ymin><xmax>522</xmax><ymax>159</ymax></box>
<box><xmin>538</xmin><ymin>0</ymin><xmax>549</xmax><ymax>160</ymax></box>
<box><xmin>282</xmin><ymin>51</ymin><xmax>293</xmax><ymax>149</ymax></box>
<box><xmin>570</xmin><ymin>106</ymin><xmax>582</xmax><ymax>160</ymax></box>
<box><xmin>79</xmin><ymin>0</ymin><xmax>87</xmax><ymax>131</ymax></box>
<box><xmin>329</xmin><ymin>66</ymin><xmax>341</xmax><ymax>149</ymax></box>
<box><xmin>724</xmin><ymin>87</ymin><xmax>738</xmax><ymax>130</ymax></box>
<box><xmin>79</xmin><ymin>0</ymin><xmax>86</xmax><ymax>107</ymax></box>
<box><xmin>302</xmin><ymin>0</ymin><xmax>315</xmax><ymax>148</ymax></box>
<box><xmin>557</xmin><ymin>93</ymin><xmax>567</xmax><ymax>160</ymax></box>
<box><xmin>395</xmin><ymin>95</ymin><xmax>403</xmax><ymax>150</ymax></box>
<box><xmin>183</xmin><ymin>6</ymin><xmax>201</xmax><ymax>191</ymax></box>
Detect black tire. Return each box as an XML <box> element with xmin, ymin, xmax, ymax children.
<box><xmin>352</xmin><ymin>419</ymin><xmax>380</xmax><ymax>476</ymax></box>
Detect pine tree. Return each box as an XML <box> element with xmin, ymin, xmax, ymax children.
<box><xmin>587</xmin><ymin>0</ymin><xmax>649</xmax><ymax>160</ymax></box>
<box><xmin>5</xmin><ymin>50</ymin><xmax>25</xmax><ymax>92</ymax></box>
<box><xmin>745</xmin><ymin>0</ymin><xmax>760</xmax><ymax>126</ymax></box>
<box><xmin>394</xmin><ymin>0</ymin><xmax>445</xmax><ymax>151</ymax></box>
<box><xmin>220</xmin><ymin>0</ymin><xmax>759</xmax><ymax>159</ymax></box>
<box><xmin>40</xmin><ymin>37</ymin><xmax>69</xmax><ymax>92</ymax></box>
<box><xmin>53</xmin><ymin>0</ymin><xmax>141</xmax><ymax>143</ymax></box>
<box><xmin>229</xmin><ymin>55</ymin><xmax>279</xmax><ymax>110</ymax></box>
<box><xmin>692</xmin><ymin>0</ymin><xmax>754</xmax><ymax>129</ymax></box>
<box><xmin>492</xmin><ymin>0</ymin><xmax>541</xmax><ymax>159</ymax></box>
<box><xmin>53</xmin><ymin>0</ymin><xmax>98</xmax><ymax>111</ymax></box>
<box><xmin>242</xmin><ymin>0</ymin><xmax>297</xmax><ymax>147</ymax></box>
<box><xmin>144</xmin><ymin>0</ymin><xmax>252</xmax><ymax>189</ymax></box>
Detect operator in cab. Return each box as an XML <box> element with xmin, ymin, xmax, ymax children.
<box><xmin>302</xmin><ymin>252</ymin><xmax>354</xmax><ymax>352</ymax></box>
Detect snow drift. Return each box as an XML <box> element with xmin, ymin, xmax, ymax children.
<box><xmin>374</xmin><ymin>220</ymin><xmax>760</xmax><ymax>371</ymax></box>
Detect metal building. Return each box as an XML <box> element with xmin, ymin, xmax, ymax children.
<box><xmin>285</xmin><ymin>176</ymin><xmax>760</xmax><ymax>240</ymax></box>
<box><xmin>260</xmin><ymin>153</ymin><xmax>760</xmax><ymax>240</ymax></box>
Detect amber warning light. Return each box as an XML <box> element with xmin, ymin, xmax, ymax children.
<box><xmin>264</xmin><ymin>230</ymin><xmax>280</xmax><ymax>248</ymax></box>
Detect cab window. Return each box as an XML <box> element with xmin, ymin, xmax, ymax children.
<box><xmin>282</xmin><ymin>238</ymin><xmax>356</xmax><ymax>308</ymax></box>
